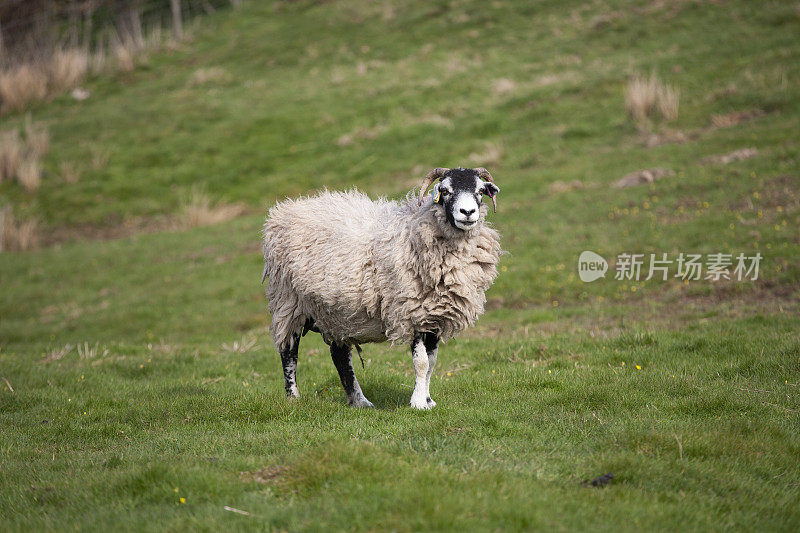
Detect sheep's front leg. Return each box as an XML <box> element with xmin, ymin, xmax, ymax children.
<box><xmin>410</xmin><ymin>334</ymin><xmax>433</xmax><ymax>409</ymax></box>
<box><xmin>422</xmin><ymin>332</ymin><xmax>439</xmax><ymax>408</ymax></box>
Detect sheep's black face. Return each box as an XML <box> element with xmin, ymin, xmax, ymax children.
<box><xmin>432</xmin><ymin>168</ymin><xmax>500</xmax><ymax>231</ymax></box>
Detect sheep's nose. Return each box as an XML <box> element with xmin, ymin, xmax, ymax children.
<box><xmin>460</xmin><ymin>208</ymin><xmax>476</xmax><ymax>217</ymax></box>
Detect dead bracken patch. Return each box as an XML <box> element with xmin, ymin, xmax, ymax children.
<box><xmin>42</xmin><ymin>201</ymin><xmax>255</xmax><ymax>248</ymax></box>
<box><xmin>702</xmin><ymin>148</ymin><xmax>759</xmax><ymax>165</ymax></box>
<box><xmin>613</xmin><ymin>168</ymin><xmax>674</xmax><ymax>188</ymax></box>
<box><xmin>337</xmin><ymin>124</ymin><xmax>386</xmax><ymax>147</ymax></box>
<box><xmin>644</xmin><ymin>128</ymin><xmax>689</xmax><ymax>148</ymax></box>
<box><xmin>187</xmin><ymin>67</ymin><xmax>232</xmax><ymax>87</ymax></box>
<box><xmin>548</xmin><ymin>180</ymin><xmax>585</xmax><ymax>193</ymax></box>
<box><xmin>492</xmin><ymin>78</ymin><xmax>517</xmax><ymax>96</ymax></box>
<box><xmin>179</xmin><ymin>189</ymin><xmax>247</xmax><ymax>229</ymax></box>
<box><xmin>240</xmin><ymin>465</ymin><xmax>288</xmax><ymax>484</ymax></box>
<box><xmin>468</xmin><ymin>141</ymin><xmax>504</xmax><ymax>167</ymax></box>
<box><xmin>710</xmin><ymin>109</ymin><xmax>765</xmax><ymax>129</ymax></box>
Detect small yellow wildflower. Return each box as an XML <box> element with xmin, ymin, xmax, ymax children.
<box><xmin>173</xmin><ymin>488</ymin><xmax>179</xmax><ymax>493</ymax></box>
<box><xmin>179</xmin><ymin>497</ymin><xmax>186</xmax><ymax>504</ymax></box>
<box><xmin>139</xmin><ymin>364</ymin><xmax>144</xmax><ymax>369</ymax></box>
<box><xmin>636</xmin><ymin>364</ymin><xmax>642</xmax><ymax>370</ymax></box>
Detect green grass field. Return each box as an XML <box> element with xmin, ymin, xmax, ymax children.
<box><xmin>1</xmin><ymin>0</ymin><xmax>799</xmax><ymax>530</ymax></box>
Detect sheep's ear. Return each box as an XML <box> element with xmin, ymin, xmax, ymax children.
<box><xmin>431</xmin><ymin>182</ymin><xmax>442</xmax><ymax>204</ymax></box>
<box><xmin>481</xmin><ymin>182</ymin><xmax>499</xmax><ymax>212</ymax></box>
<box><xmin>482</xmin><ymin>182</ymin><xmax>499</xmax><ymax>198</ymax></box>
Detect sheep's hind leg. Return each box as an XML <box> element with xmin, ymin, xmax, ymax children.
<box><xmin>330</xmin><ymin>342</ymin><xmax>374</xmax><ymax>408</ymax></box>
<box><xmin>280</xmin><ymin>333</ymin><xmax>300</xmax><ymax>398</ymax></box>
<box><xmin>409</xmin><ymin>334</ymin><xmax>432</xmax><ymax>409</ymax></box>
<box><xmin>422</xmin><ymin>333</ymin><xmax>439</xmax><ymax>408</ymax></box>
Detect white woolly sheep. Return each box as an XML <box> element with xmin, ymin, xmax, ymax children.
<box><xmin>261</xmin><ymin>167</ymin><xmax>501</xmax><ymax>409</ymax></box>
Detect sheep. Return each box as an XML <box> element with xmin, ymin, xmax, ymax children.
<box><xmin>261</xmin><ymin>167</ymin><xmax>502</xmax><ymax>409</ymax></box>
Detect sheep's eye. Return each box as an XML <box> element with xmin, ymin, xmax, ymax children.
<box><xmin>440</xmin><ymin>189</ymin><xmax>450</xmax><ymax>196</ymax></box>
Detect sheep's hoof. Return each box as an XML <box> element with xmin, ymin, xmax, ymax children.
<box><xmin>348</xmin><ymin>394</ymin><xmax>374</xmax><ymax>408</ymax></box>
<box><xmin>410</xmin><ymin>396</ymin><xmax>432</xmax><ymax>410</ymax></box>
<box><xmin>426</xmin><ymin>397</ymin><xmax>437</xmax><ymax>408</ymax></box>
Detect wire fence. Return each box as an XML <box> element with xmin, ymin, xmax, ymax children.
<box><xmin>0</xmin><ymin>0</ymin><xmax>239</xmax><ymax>64</ymax></box>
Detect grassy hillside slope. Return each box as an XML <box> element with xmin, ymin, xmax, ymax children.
<box><xmin>1</xmin><ymin>0</ymin><xmax>799</xmax><ymax>530</ymax></box>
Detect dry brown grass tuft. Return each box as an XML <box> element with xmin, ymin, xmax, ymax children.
<box><xmin>60</xmin><ymin>161</ymin><xmax>81</xmax><ymax>183</ymax></box>
<box><xmin>625</xmin><ymin>74</ymin><xmax>658</xmax><ymax>123</ymax></box>
<box><xmin>0</xmin><ymin>64</ymin><xmax>49</xmax><ymax>112</ymax></box>
<box><xmin>77</xmin><ymin>341</ymin><xmax>109</xmax><ymax>359</ymax></box>
<box><xmin>42</xmin><ymin>344</ymin><xmax>74</xmax><ymax>363</ymax></box>
<box><xmin>625</xmin><ymin>72</ymin><xmax>680</xmax><ymax>126</ymax></box>
<box><xmin>179</xmin><ymin>189</ymin><xmax>246</xmax><ymax>229</ymax></box>
<box><xmin>48</xmin><ymin>48</ymin><xmax>89</xmax><ymax>93</ymax></box>
<box><xmin>656</xmin><ymin>84</ymin><xmax>680</xmax><ymax>121</ymax></box>
<box><xmin>0</xmin><ymin>47</ymin><xmax>87</xmax><ymax>113</ymax></box>
<box><xmin>0</xmin><ymin>119</ymin><xmax>49</xmax><ymax>191</ymax></box>
<box><xmin>0</xmin><ymin>205</ymin><xmax>39</xmax><ymax>252</ymax></box>
<box><xmin>24</xmin><ymin>117</ymin><xmax>50</xmax><ymax>157</ymax></box>
<box><xmin>222</xmin><ymin>335</ymin><xmax>258</xmax><ymax>354</ymax></box>
<box><xmin>16</xmin><ymin>157</ymin><xmax>42</xmax><ymax>192</ymax></box>
<box><xmin>90</xmin><ymin>46</ymin><xmax>108</xmax><ymax>75</ymax></box>
<box><xmin>113</xmin><ymin>41</ymin><xmax>138</xmax><ymax>73</ymax></box>
<box><xmin>0</xmin><ymin>129</ymin><xmax>22</xmax><ymax>182</ymax></box>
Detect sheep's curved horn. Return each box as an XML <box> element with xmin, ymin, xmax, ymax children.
<box><xmin>418</xmin><ymin>167</ymin><xmax>449</xmax><ymax>205</ymax></box>
<box><xmin>474</xmin><ymin>167</ymin><xmax>497</xmax><ymax>212</ymax></box>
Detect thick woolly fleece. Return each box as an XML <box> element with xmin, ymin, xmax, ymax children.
<box><xmin>262</xmin><ymin>189</ymin><xmax>501</xmax><ymax>351</ymax></box>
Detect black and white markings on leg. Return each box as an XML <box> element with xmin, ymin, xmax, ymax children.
<box><xmin>423</xmin><ymin>332</ymin><xmax>439</xmax><ymax>408</ymax></box>
<box><xmin>330</xmin><ymin>342</ymin><xmax>374</xmax><ymax>408</ymax></box>
<box><xmin>410</xmin><ymin>334</ymin><xmax>436</xmax><ymax>409</ymax></box>
<box><xmin>280</xmin><ymin>334</ymin><xmax>300</xmax><ymax>398</ymax></box>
